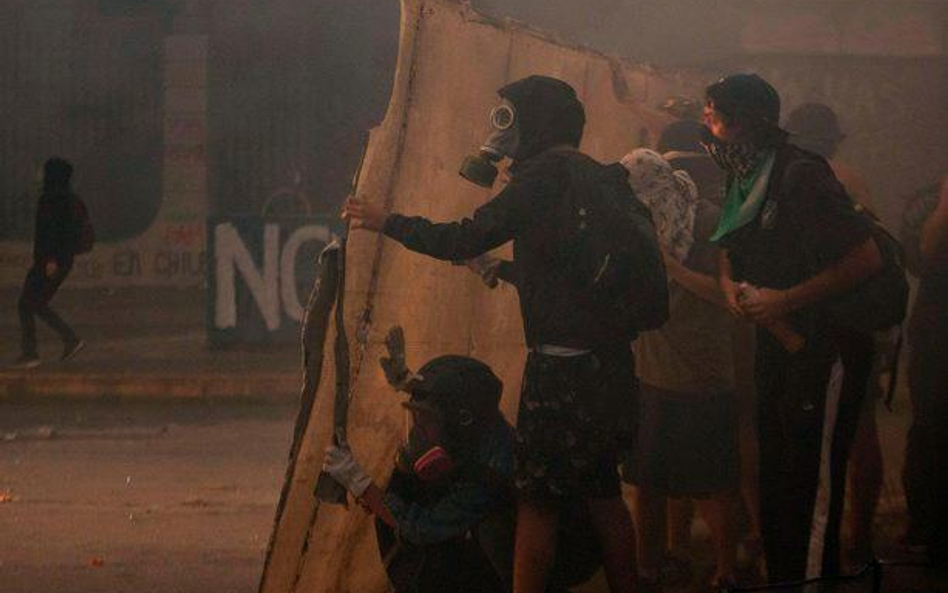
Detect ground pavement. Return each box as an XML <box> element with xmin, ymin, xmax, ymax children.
<box><xmin>0</xmin><ymin>287</ymin><xmax>299</xmax><ymax>400</ymax></box>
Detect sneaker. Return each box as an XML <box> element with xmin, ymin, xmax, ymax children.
<box><xmin>61</xmin><ymin>339</ymin><xmax>84</xmax><ymax>362</ymax></box>
<box><xmin>10</xmin><ymin>354</ymin><xmax>41</xmax><ymax>369</ymax></box>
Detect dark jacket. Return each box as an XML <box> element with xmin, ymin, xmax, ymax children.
<box><xmin>718</xmin><ymin>142</ymin><xmax>873</xmax><ymax>336</ymax></box>
<box><xmin>383</xmin><ymin>77</ymin><xmax>625</xmax><ymax>349</ymax></box>
<box><xmin>33</xmin><ymin>190</ymin><xmax>79</xmax><ymax>267</ymax></box>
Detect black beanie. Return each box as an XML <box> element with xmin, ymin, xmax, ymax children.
<box><xmin>705</xmin><ymin>74</ymin><xmax>781</xmax><ymax>130</ymax></box>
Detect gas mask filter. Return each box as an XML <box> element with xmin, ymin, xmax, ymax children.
<box><xmin>397</xmin><ymin>406</ymin><xmax>457</xmax><ymax>483</ymax></box>
<box><xmin>459</xmin><ymin>101</ymin><xmax>520</xmax><ymax>188</ymax></box>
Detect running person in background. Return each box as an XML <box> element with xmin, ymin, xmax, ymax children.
<box><xmin>12</xmin><ymin>157</ymin><xmax>85</xmax><ymax>369</ymax></box>
<box><xmin>703</xmin><ymin>74</ymin><xmax>883</xmax><ymax>582</ymax></box>
<box><xmin>784</xmin><ymin>103</ymin><xmax>886</xmax><ymax>568</ymax></box>
<box><xmin>620</xmin><ymin>148</ymin><xmax>742</xmax><ymax>592</ymax></box>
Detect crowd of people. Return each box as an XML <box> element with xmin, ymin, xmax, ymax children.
<box><xmin>323</xmin><ymin>73</ymin><xmax>947</xmax><ymax>592</ymax></box>
<box><xmin>14</xmin><ymin>69</ymin><xmax>942</xmax><ymax>593</ymax></box>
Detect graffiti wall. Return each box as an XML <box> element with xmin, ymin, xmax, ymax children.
<box><xmin>207</xmin><ymin>217</ymin><xmax>335</xmax><ymax>347</ymax></box>
<box><xmin>0</xmin><ymin>31</ymin><xmax>208</xmax><ymax>288</ymax></box>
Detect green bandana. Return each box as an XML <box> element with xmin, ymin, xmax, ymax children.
<box><xmin>710</xmin><ymin>150</ymin><xmax>776</xmax><ymax>242</ymax></box>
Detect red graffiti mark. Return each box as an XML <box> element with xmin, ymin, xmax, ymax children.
<box><xmin>163</xmin><ymin>224</ymin><xmax>205</xmax><ymax>249</ymax></box>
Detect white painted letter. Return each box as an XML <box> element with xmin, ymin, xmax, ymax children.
<box><xmin>214</xmin><ymin>223</ymin><xmax>281</xmax><ymax>330</ymax></box>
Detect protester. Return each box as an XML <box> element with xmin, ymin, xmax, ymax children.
<box><xmin>785</xmin><ymin>103</ymin><xmax>886</xmax><ymax>567</ymax></box>
<box><xmin>703</xmin><ymin>74</ymin><xmax>883</xmax><ymax>582</ymax></box>
<box><xmin>343</xmin><ymin>75</ymin><xmax>655</xmax><ymax>593</ymax></box>
<box><xmin>619</xmin><ymin>148</ymin><xmax>741</xmax><ymax>591</ymax></box>
<box><xmin>900</xmin><ymin>176</ymin><xmax>948</xmax><ymax>566</ymax></box>
<box><xmin>323</xmin><ymin>353</ymin><xmax>518</xmax><ymax>593</ymax></box>
<box><xmin>12</xmin><ymin>157</ymin><xmax>85</xmax><ymax>369</ymax></box>
<box><xmin>657</xmin><ymin>119</ymin><xmax>765</xmax><ymax>581</ymax></box>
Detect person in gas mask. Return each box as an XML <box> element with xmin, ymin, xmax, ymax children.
<box><xmin>323</xmin><ymin>345</ymin><xmax>517</xmax><ymax>593</ymax></box>
<box><xmin>343</xmin><ymin>75</ymin><xmax>642</xmax><ymax>593</ymax></box>
<box><xmin>323</xmin><ymin>330</ymin><xmax>599</xmax><ymax>593</ymax></box>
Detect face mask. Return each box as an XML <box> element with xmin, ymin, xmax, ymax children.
<box><xmin>459</xmin><ymin>101</ymin><xmax>520</xmax><ymax>188</ymax></box>
<box><xmin>397</xmin><ymin>408</ymin><xmax>456</xmax><ymax>482</ymax></box>
<box><xmin>700</xmin><ymin>125</ymin><xmax>765</xmax><ymax>178</ymax></box>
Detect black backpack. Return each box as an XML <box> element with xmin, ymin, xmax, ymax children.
<box><xmin>776</xmin><ymin>154</ymin><xmax>908</xmax><ymax>332</ymax></box>
<box><xmin>558</xmin><ymin>150</ymin><xmax>669</xmax><ymax>337</ymax></box>
<box><xmin>71</xmin><ymin>195</ymin><xmax>95</xmax><ymax>255</ymax></box>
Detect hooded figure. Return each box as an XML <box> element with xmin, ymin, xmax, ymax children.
<box><xmin>498</xmin><ymin>75</ymin><xmax>585</xmax><ymax>164</ymax></box>
<box><xmin>344</xmin><ymin>74</ymin><xmax>641</xmax><ymax>592</ymax></box>
<box><xmin>12</xmin><ymin>157</ymin><xmax>84</xmax><ymax>368</ymax></box>
<box><xmin>460</xmin><ymin>75</ymin><xmax>585</xmax><ymax>187</ymax></box>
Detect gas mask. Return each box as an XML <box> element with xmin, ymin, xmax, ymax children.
<box><xmin>459</xmin><ymin>100</ymin><xmax>520</xmax><ymax>188</ymax></box>
<box><xmin>396</xmin><ymin>404</ymin><xmax>460</xmax><ymax>483</ymax></box>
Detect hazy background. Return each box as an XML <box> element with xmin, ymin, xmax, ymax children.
<box><xmin>1</xmin><ymin>0</ymin><xmax>944</xmax><ymax>245</ymax></box>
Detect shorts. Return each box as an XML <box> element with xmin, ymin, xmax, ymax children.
<box><xmin>622</xmin><ymin>383</ymin><xmax>739</xmax><ymax>497</ymax></box>
<box><xmin>514</xmin><ymin>349</ymin><xmax>637</xmax><ymax>505</ymax></box>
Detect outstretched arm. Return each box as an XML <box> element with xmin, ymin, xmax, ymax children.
<box><xmin>343</xmin><ymin>154</ymin><xmax>566</xmax><ymax>261</ymax></box>
<box><xmin>664</xmin><ymin>251</ymin><xmax>726</xmax><ymax>308</ymax></box>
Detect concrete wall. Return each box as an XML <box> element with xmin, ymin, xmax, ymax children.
<box><xmin>0</xmin><ymin>4</ymin><xmax>208</xmax><ymax>288</ymax></box>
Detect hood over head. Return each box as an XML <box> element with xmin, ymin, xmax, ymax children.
<box><xmin>498</xmin><ymin>75</ymin><xmax>585</xmax><ymax>165</ymax></box>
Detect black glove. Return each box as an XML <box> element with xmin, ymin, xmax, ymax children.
<box><xmin>379</xmin><ymin>326</ymin><xmax>419</xmax><ymax>392</ymax></box>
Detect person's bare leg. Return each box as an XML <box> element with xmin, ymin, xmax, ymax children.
<box><xmin>588</xmin><ymin>496</ymin><xmax>639</xmax><ymax>592</ymax></box>
<box><xmin>632</xmin><ymin>486</ymin><xmax>666</xmax><ymax>580</ymax></box>
<box><xmin>697</xmin><ymin>491</ymin><xmax>740</xmax><ymax>584</ymax></box>
<box><xmin>514</xmin><ymin>501</ymin><xmax>559</xmax><ymax>593</ymax></box>
<box><xmin>735</xmin><ymin>323</ymin><xmax>764</xmax><ymax>577</ymax></box>
<box><xmin>846</xmin><ymin>396</ymin><xmax>883</xmax><ymax>565</ymax></box>
<box><xmin>667</xmin><ymin>497</ymin><xmax>695</xmax><ymax>556</ymax></box>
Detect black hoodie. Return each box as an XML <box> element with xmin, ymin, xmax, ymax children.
<box><xmin>33</xmin><ymin>188</ymin><xmax>80</xmax><ymax>267</ymax></box>
<box><xmin>383</xmin><ymin>77</ymin><xmax>626</xmax><ymax>349</ymax></box>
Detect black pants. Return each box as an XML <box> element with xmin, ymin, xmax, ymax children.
<box><xmin>755</xmin><ymin>328</ymin><xmax>872</xmax><ymax>583</ymax></box>
<box><xmin>18</xmin><ymin>264</ymin><xmax>77</xmax><ymax>357</ymax></box>
<box><xmin>903</xmin><ymin>296</ymin><xmax>948</xmax><ymax>564</ymax></box>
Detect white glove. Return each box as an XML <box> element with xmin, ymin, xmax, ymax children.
<box><xmin>322</xmin><ymin>445</ymin><xmax>373</xmax><ymax>498</ymax></box>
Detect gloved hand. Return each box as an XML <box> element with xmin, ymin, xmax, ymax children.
<box><xmin>322</xmin><ymin>445</ymin><xmax>373</xmax><ymax>497</ymax></box>
<box><xmin>379</xmin><ymin>326</ymin><xmax>419</xmax><ymax>392</ymax></box>
<box><xmin>463</xmin><ymin>255</ymin><xmax>501</xmax><ymax>288</ymax></box>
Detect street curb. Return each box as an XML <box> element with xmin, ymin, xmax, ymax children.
<box><xmin>0</xmin><ymin>371</ymin><xmax>299</xmax><ymax>402</ymax></box>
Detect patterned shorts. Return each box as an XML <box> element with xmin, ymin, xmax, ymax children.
<box><xmin>514</xmin><ymin>350</ymin><xmax>637</xmax><ymax>505</ymax></box>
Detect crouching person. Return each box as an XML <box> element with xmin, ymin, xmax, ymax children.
<box><xmin>322</xmin><ymin>352</ymin><xmax>515</xmax><ymax>592</ymax></box>
<box><xmin>326</xmin><ymin>332</ymin><xmax>606</xmax><ymax>593</ymax></box>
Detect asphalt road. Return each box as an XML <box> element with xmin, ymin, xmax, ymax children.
<box><xmin>0</xmin><ymin>400</ymin><xmax>296</xmax><ymax>593</ymax></box>
<box><xmin>2</xmin><ymin>397</ymin><xmax>943</xmax><ymax>593</ymax></box>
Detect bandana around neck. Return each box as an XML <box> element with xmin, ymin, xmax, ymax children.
<box><xmin>710</xmin><ymin>150</ymin><xmax>776</xmax><ymax>242</ymax></box>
